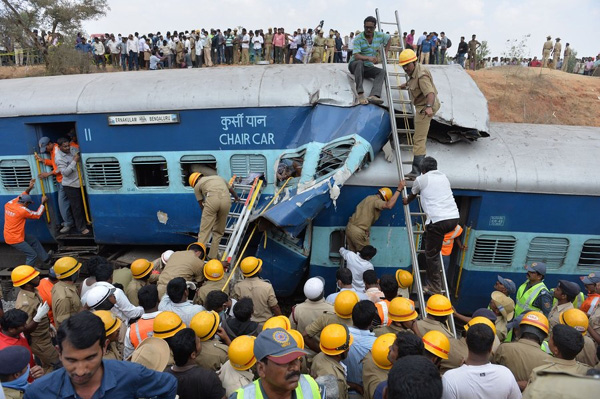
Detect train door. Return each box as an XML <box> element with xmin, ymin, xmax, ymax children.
<box><xmin>446</xmin><ymin>195</ymin><xmax>473</xmax><ymax>293</ymax></box>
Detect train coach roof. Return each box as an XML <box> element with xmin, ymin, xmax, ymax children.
<box><xmin>0</xmin><ymin>65</ymin><xmax>359</xmax><ymax>117</ymax></box>
<box><xmin>347</xmin><ymin>122</ymin><xmax>600</xmax><ymax>197</ymax></box>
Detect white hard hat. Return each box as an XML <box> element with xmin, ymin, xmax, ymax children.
<box><xmin>86</xmin><ymin>285</ymin><xmax>116</xmax><ymax>309</ymax></box>
<box><xmin>304</xmin><ymin>277</ymin><xmax>325</xmax><ymax>300</ymax></box>
<box><xmin>161</xmin><ymin>250</ymin><xmax>174</xmax><ymax>264</ymax></box>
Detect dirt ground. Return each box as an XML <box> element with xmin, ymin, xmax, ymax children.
<box><xmin>468</xmin><ymin>66</ymin><xmax>600</xmax><ymax>127</ymax></box>
<box><xmin>2</xmin><ymin>64</ymin><xmax>599</xmax><ymax>127</ymax></box>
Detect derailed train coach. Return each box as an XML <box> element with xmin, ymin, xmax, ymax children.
<box><xmin>0</xmin><ymin>64</ymin><xmax>599</xmax><ymax>312</ymax></box>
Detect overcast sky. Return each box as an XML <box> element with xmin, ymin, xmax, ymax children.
<box><xmin>82</xmin><ymin>0</ymin><xmax>598</xmax><ymax>58</ymax></box>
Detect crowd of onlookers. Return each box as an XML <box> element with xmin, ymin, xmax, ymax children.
<box><xmin>478</xmin><ymin>55</ymin><xmax>600</xmax><ymax>75</ymax></box>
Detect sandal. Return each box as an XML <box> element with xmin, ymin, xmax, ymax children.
<box><xmin>368</xmin><ymin>96</ymin><xmax>384</xmax><ymax>105</ymax></box>
<box><xmin>358</xmin><ymin>95</ymin><xmax>369</xmax><ymax>105</ymax></box>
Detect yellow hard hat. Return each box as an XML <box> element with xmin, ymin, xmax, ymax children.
<box><xmin>334</xmin><ymin>290</ymin><xmax>359</xmax><ymax>319</ymax></box>
<box><xmin>189</xmin><ymin>172</ymin><xmax>202</xmax><ymax>187</ymax></box>
<box><xmin>204</xmin><ymin>259</ymin><xmax>225</xmax><ymax>281</ymax></box>
<box><xmin>422</xmin><ymin>330</ymin><xmax>450</xmax><ymax>360</ymax></box>
<box><xmin>399</xmin><ymin>49</ymin><xmax>418</xmax><ymax>66</ymax></box>
<box><xmin>319</xmin><ymin>324</ymin><xmax>354</xmax><ymax>356</ymax></box>
<box><xmin>372</xmin><ymin>333</ymin><xmax>396</xmax><ymax>369</ymax></box>
<box><xmin>153</xmin><ymin>311</ymin><xmax>186</xmax><ymax>339</ymax></box>
<box><xmin>388</xmin><ymin>297</ymin><xmax>418</xmax><ymax>322</ymax></box>
<box><xmin>240</xmin><ymin>256</ymin><xmax>262</xmax><ymax>277</ymax></box>
<box><xmin>559</xmin><ymin>308</ymin><xmax>589</xmax><ymax>335</ymax></box>
<box><xmin>186</xmin><ymin>242</ymin><xmax>207</xmax><ymax>260</ymax></box>
<box><xmin>190</xmin><ymin>310</ymin><xmax>220</xmax><ymax>341</ymax></box>
<box><xmin>228</xmin><ymin>335</ymin><xmax>257</xmax><ymax>371</ymax></box>
<box><xmin>519</xmin><ymin>311</ymin><xmax>549</xmax><ymax>334</ymax></box>
<box><xmin>378</xmin><ymin>187</ymin><xmax>393</xmax><ymax>201</ymax></box>
<box><xmin>93</xmin><ymin>310</ymin><xmax>122</xmax><ymax>336</ymax></box>
<box><xmin>11</xmin><ymin>265</ymin><xmax>40</xmax><ymax>287</ymax></box>
<box><xmin>262</xmin><ymin>315</ymin><xmax>291</xmax><ymax>331</ymax></box>
<box><xmin>395</xmin><ymin>269</ymin><xmax>413</xmax><ymax>289</ymax></box>
<box><xmin>54</xmin><ymin>256</ymin><xmax>82</xmax><ymax>280</ymax></box>
<box><xmin>288</xmin><ymin>329</ymin><xmax>305</xmax><ymax>349</ymax></box>
<box><xmin>465</xmin><ymin>316</ymin><xmax>497</xmax><ymax>335</ymax></box>
<box><xmin>131</xmin><ymin>258</ymin><xmax>153</xmax><ymax>279</ymax></box>
<box><xmin>425</xmin><ymin>294</ymin><xmax>454</xmax><ymax>316</ymax></box>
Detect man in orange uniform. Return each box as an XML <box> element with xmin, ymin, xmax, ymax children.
<box><xmin>3</xmin><ymin>179</ymin><xmax>51</xmax><ymax>266</ymax></box>
<box><xmin>37</xmin><ymin>267</ymin><xmax>59</xmax><ymax>325</ymax></box>
<box><xmin>441</xmin><ymin>224</ymin><xmax>466</xmax><ymax>274</ymax></box>
<box><xmin>35</xmin><ymin>136</ymin><xmax>73</xmax><ymax>234</ymax></box>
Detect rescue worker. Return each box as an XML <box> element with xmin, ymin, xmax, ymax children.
<box><xmin>37</xmin><ymin>266</ymin><xmax>57</xmax><ymax>326</ymax></box>
<box><xmin>218</xmin><ymin>335</ymin><xmax>256</xmax><ymax>396</ymax></box>
<box><xmin>548</xmin><ymin>280</ymin><xmax>580</xmax><ymax>329</ymax></box>
<box><xmin>264</xmin><ymin>28</ymin><xmax>273</xmax><ymax>63</ymax></box>
<box><xmin>558</xmin><ymin>308</ymin><xmax>598</xmax><ymax>367</ymax></box>
<box><xmin>521</xmin><ymin>369</ymin><xmax>600</xmax><ymax>399</ymax></box>
<box><xmin>395</xmin><ymin>269</ymin><xmax>413</xmax><ymax>298</ymax></box>
<box><xmin>398</xmin><ymin>51</ymin><xmax>441</xmax><ymax>178</ymax></box>
<box><xmin>190</xmin><ymin>310</ymin><xmax>229</xmax><ymax>371</ymax></box>
<box><xmin>415</xmin><ymin>294</ymin><xmax>454</xmax><ymax>338</ymax></box>
<box><xmin>233</xmin><ymin>327</ymin><xmax>318</xmax><ymax>399</ymax></box>
<box><xmin>311</xmin><ymin>29</ymin><xmax>325</xmax><ymax>63</ymax></box>
<box><xmin>525</xmin><ymin>324</ymin><xmax>591</xmax><ymax>391</ymax></box>
<box><xmin>262</xmin><ymin>316</ymin><xmax>291</xmax><ymax>331</ymax></box>
<box><xmin>467</xmin><ymin>34</ymin><xmax>480</xmax><ymax>70</ymax></box>
<box><xmin>153</xmin><ymin>249</ymin><xmax>174</xmax><ymax>273</ymax></box>
<box><xmin>303</xmin><ymin>290</ymin><xmax>358</xmax><ymax>353</ymax></box>
<box><xmin>189</xmin><ymin>172</ymin><xmax>239</xmax><ymax>260</ymax></box>
<box><xmin>12</xmin><ymin>265</ymin><xmax>57</xmax><ymax>372</ymax></box>
<box><xmin>561</xmin><ymin>43</ymin><xmax>571</xmax><ymax>72</ymax></box>
<box><xmin>310</xmin><ymin>324</ymin><xmax>352</xmax><ymax>399</ymax></box>
<box><xmin>51</xmin><ymin>256</ymin><xmax>82</xmax><ymax>328</ymax></box>
<box><xmin>579</xmin><ymin>273</ymin><xmax>600</xmax><ymax>315</ymax></box>
<box><xmin>125</xmin><ymin>258</ymin><xmax>153</xmax><ymax>306</ymax></box>
<box><xmin>345</xmin><ymin>185</ymin><xmax>402</xmax><ymax>252</ymax></box>
<box><xmin>325</xmin><ymin>32</ymin><xmax>335</xmax><ymax>63</ymax></box>
<box><xmin>152</xmin><ymin>311</ymin><xmax>186</xmax><ymax>367</ymax></box>
<box><xmin>494</xmin><ymin>311</ymin><xmax>552</xmax><ymax>390</ymax></box>
<box><xmin>373</xmin><ymin>297</ymin><xmax>419</xmax><ymax>337</ymax></box>
<box><xmin>552</xmin><ymin>38</ymin><xmax>561</xmax><ymax>69</ymax></box>
<box><xmin>0</xmin><ymin>346</ymin><xmax>35</xmax><ymax>397</ymax></box>
<box><xmin>123</xmin><ymin>285</ymin><xmax>161</xmax><ymax>360</ymax></box>
<box><xmin>542</xmin><ymin>35</ymin><xmax>553</xmax><ymax>68</ymax></box>
<box><xmin>496</xmin><ymin>275</ymin><xmax>517</xmax><ymax>298</ymax></box>
<box><xmin>441</xmin><ymin>224</ymin><xmax>465</xmax><ymax>273</ymax></box>
<box><xmin>389</xmin><ymin>31</ymin><xmax>400</xmax><ymax>59</ymax></box>
<box><xmin>3</xmin><ymin>179</ymin><xmax>51</xmax><ymax>267</ymax></box>
<box><xmin>373</xmin><ymin>275</ymin><xmax>398</xmax><ymax>327</ymax></box>
<box><xmin>289</xmin><ymin>277</ymin><xmax>333</xmax><ymax>334</ymax></box>
<box><xmin>422</xmin><ymin>330</ymin><xmax>450</xmax><ymax>370</ymax></box>
<box><xmin>157</xmin><ymin>242</ymin><xmax>207</xmax><ymax>298</ymax></box>
<box><xmin>93</xmin><ymin>310</ymin><xmax>122</xmax><ymax>360</ymax></box>
<box><xmin>130</xmin><ymin>336</ymin><xmax>171</xmax><ymax>372</ymax></box>
<box><xmin>196</xmin><ymin>259</ymin><xmax>229</xmax><ymax>306</ymax></box>
<box><xmin>490</xmin><ymin>291</ymin><xmax>515</xmax><ymax>341</ymax></box>
<box><xmin>362</xmin><ymin>333</ymin><xmax>394</xmax><ymax>399</ymax></box>
<box><xmin>232</xmin><ymin>256</ymin><xmax>282</xmax><ymax>324</ymax></box>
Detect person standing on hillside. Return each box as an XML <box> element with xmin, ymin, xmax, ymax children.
<box><xmin>542</xmin><ymin>35</ymin><xmax>553</xmax><ymax>68</ymax></box>
<box><xmin>561</xmin><ymin>43</ymin><xmax>571</xmax><ymax>72</ymax></box>
<box><xmin>468</xmin><ymin>34</ymin><xmax>480</xmax><ymax>70</ymax></box>
<box><xmin>552</xmin><ymin>38</ymin><xmax>562</xmax><ymax>69</ymax></box>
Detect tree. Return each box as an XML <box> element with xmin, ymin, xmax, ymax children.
<box><xmin>0</xmin><ymin>0</ymin><xmax>109</xmax><ymax>62</ymax></box>
<box><xmin>476</xmin><ymin>40</ymin><xmax>490</xmax><ymax>67</ymax></box>
<box><xmin>503</xmin><ymin>34</ymin><xmax>531</xmax><ymax>61</ymax></box>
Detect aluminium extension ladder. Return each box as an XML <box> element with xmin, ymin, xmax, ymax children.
<box><xmin>375</xmin><ymin>9</ymin><xmax>456</xmax><ymax>337</ymax></box>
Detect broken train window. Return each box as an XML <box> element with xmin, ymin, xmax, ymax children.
<box><xmin>314</xmin><ymin>139</ymin><xmax>355</xmax><ymax>179</ymax></box>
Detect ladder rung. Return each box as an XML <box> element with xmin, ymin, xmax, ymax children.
<box><xmin>389</xmin><ymin>46</ymin><xmax>403</xmax><ymax>51</ymax></box>
<box><xmin>416</xmin><ymin>249</ymin><xmax>425</xmax><ymax>254</ymax></box>
<box><xmin>413</xmin><ymin>230</ymin><xmax>424</xmax><ymax>235</ymax></box>
<box><xmin>388</xmin><ymin>71</ymin><xmax>406</xmax><ymax>76</ymax></box>
<box><xmin>379</xmin><ymin>21</ymin><xmax>397</xmax><ymax>25</ymax></box>
<box><xmin>395</xmin><ymin>113</ymin><xmax>413</xmax><ymax>119</ymax></box>
<box><xmin>410</xmin><ymin>212</ymin><xmax>427</xmax><ymax>216</ymax></box>
<box><xmin>397</xmin><ymin>128</ymin><xmax>414</xmax><ymax>134</ymax></box>
<box><xmin>399</xmin><ymin>144</ymin><xmax>413</xmax><ymax>149</ymax></box>
<box><xmin>392</xmin><ymin>98</ymin><xmax>412</xmax><ymax>104</ymax></box>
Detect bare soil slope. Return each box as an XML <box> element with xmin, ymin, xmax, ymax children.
<box><xmin>468</xmin><ymin>66</ymin><xmax>600</xmax><ymax>127</ymax></box>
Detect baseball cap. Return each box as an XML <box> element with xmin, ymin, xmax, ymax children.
<box><xmin>525</xmin><ymin>262</ymin><xmax>546</xmax><ymax>276</ymax></box>
<box><xmin>39</xmin><ymin>137</ymin><xmax>51</xmax><ymax>153</ymax></box>
<box><xmin>18</xmin><ymin>194</ymin><xmax>33</xmax><ymax>204</ymax></box>
<box><xmin>48</xmin><ymin>266</ymin><xmax>57</xmax><ymax>279</ymax></box>
<box><xmin>497</xmin><ymin>275</ymin><xmax>516</xmax><ymax>295</ymax></box>
<box><xmin>86</xmin><ymin>285</ymin><xmax>116</xmax><ymax>309</ymax></box>
<box><xmin>581</xmin><ymin>273</ymin><xmax>600</xmax><ymax>285</ymax></box>
<box><xmin>557</xmin><ymin>280</ymin><xmax>581</xmax><ymax>298</ymax></box>
<box><xmin>254</xmin><ymin>328</ymin><xmax>308</xmax><ymax>364</ymax></box>
<box><xmin>0</xmin><ymin>346</ymin><xmax>31</xmax><ymax>375</ymax></box>
<box><xmin>472</xmin><ymin>308</ymin><xmax>497</xmax><ymax>322</ymax></box>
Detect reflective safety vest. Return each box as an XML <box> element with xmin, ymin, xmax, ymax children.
<box><xmin>129</xmin><ymin>318</ymin><xmax>154</xmax><ymax>348</ymax></box>
<box><xmin>441</xmin><ymin>225</ymin><xmax>463</xmax><ymax>256</ymax></box>
<box><xmin>540</xmin><ymin>340</ymin><xmax>551</xmax><ymax>355</ymax></box>
<box><xmin>375</xmin><ymin>300</ymin><xmax>392</xmax><ymax>326</ymax></box>
<box><xmin>587</xmin><ymin>296</ymin><xmax>600</xmax><ymax>317</ymax></box>
<box><xmin>515</xmin><ymin>281</ymin><xmax>548</xmax><ymax>317</ymax></box>
<box><xmin>236</xmin><ymin>375</ymin><xmax>321</xmax><ymax>399</ymax></box>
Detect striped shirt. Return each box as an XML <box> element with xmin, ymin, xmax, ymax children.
<box><xmin>350</xmin><ymin>31</ymin><xmax>390</xmax><ymax>67</ymax></box>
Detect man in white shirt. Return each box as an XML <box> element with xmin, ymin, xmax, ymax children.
<box><xmin>339</xmin><ymin>245</ymin><xmax>375</xmax><ymax>292</ymax></box>
<box><xmin>91</xmin><ymin>37</ymin><xmax>105</xmax><ymax>69</ymax></box>
<box><xmin>107</xmin><ymin>36</ymin><xmax>120</xmax><ymax>67</ymax></box>
<box><xmin>158</xmin><ymin>277</ymin><xmax>204</xmax><ymax>327</ymax></box>
<box><xmin>400</xmin><ymin>157</ymin><xmax>459</xmax><ymax>294</ymax></box>
<box><xmin>326</xmin><ymin>268</ymin><xmax>368</xmax><ymax>304</ymax></box>
<box><xmin>241</xmin><ymin>28</ymin><xmax>250</xmax><ymax>65</ymax></box>
<box><xmin>252</xmin><ymin>33</ymin><xmax>263</xmax><ymax>62</ymax></box>
<box><xmin>442</xmin><ymin>324</ymin><xmax>521</xmax><ymax>399</ymax></box>
<box><xmin>126</xmin><ymin>34</ymin><xmax>139</xmax><ymax>70</ymax></box>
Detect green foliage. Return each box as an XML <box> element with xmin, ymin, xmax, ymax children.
<box><xmin>476</xmin><ymin>40</ymin><xmax>490</xmax><ymax>64</ymax></box>
<box><xmin>45</xmin><ymin>41</ymin><xmax>93</xmax><ymax>75</ymax></box>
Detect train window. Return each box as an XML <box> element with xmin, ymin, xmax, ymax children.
<box><xmin>577</xmin><ymin>239</ymin><xmax>600</xmax><ymax>268</ymax></box>
<box><xmin>180</xmin><ymin>155</ymin><xmax>218</xmax><ymax>187</ymax></box>
<box><xmin>315</xmin><ymin>139</ymin><xmax>355</xmax><ymax>179</ymax></box>
<box><xmin>525</xmin><ymin>237</ymin><xmax>569</xmax><ymax>269</ymax></box>
<box><xmin>230</xmin><ymin>154</ymin><xmax>267</xmax><ymax>183</ymax></box>
<box><xmin>277</xmin><ymin>150</ymin><xmax>305</xmax><ymax>186</ymax></box>
<box><xmin>329</xmin><ymin>229</ymin><xmax>346</xmax><ymax>263</ymax></box>
<box><xmin>0</xmin><ymin>159</ymin><xmax>32</xmax><ymax>190</ymax></box>
<box><xmin>132</xmin><ymin>156</ymin><xmax>169</xmax><ymax>187</ymax></box>
<box><xmin>472</xmin><ymin>235</ymin><xmax>516</xmax><ymax>266</ymax></box>
<box><xmin>85</xmin><ymin>157</ymin><xmax>122</xmax><ymax>189</ymax></box>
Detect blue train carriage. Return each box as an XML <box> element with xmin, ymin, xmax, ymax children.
<box><xmin>0</xmin><ymin>65</ymin><xmax>391</xmax><ymax>262</ymax></box>
<box><xmin>329</xmin><ymin>122</ymin><xmax>600</xmax><ymax>312</ymax></box>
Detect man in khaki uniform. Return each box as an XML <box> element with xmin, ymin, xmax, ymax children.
<box><xmin>264</xmin><ymin>28</ymin><xmax>273</xmax><ymax>63</ymax></box>
<box><xmin>51</xmin><ymin>256</ymin><xmax>82</xmax><ymax>328</ymax></box>
<box><xmin>190</xmin><ymin>311</ymin><xmax>229</xmax><ymax>371</ymax></box>
<box><xmin>232</xmin><ymin>257</ymin><xmax>282</xmax><ymax>324</ymax></box>
<box><xmin>311</xmin><ymin>30</ymin><xmax>325</xmax><ymax>63</ymax></box>
<box><xmin>548</xmin><ymin>280</ymin><xmax>579</xmax><ymax>329</ymax></box>
<box><xmin>218</xmin><ymin>358</ymin><xmax>254</xmax><ymax>396</ymax></box>
<box><xmin>195</xmin><ymin>259</ymin><xmax>229</xmax><ymax>306</ymax></box>
<box><xmin>289</xmin><ymin>277</ymin><xmax>333</xmax><ymax>334</ymax></box>
<box><xmin>310</xmin><ymin>324</ymin><xmax>351</xmax><ymax>399</ymax></box>
<box><xmin>125</xmin><ymin>258</ymin><xmax>153</xmax><ymax>306</ymax></box>
<box><xmin>374</xmin><ymin>297</ymin><xmax>419</xmax><ymax>337</ymax></box>
<box><xmin>523</xmin><ymin>369</ymin><xmax>599</xmax><ymax>399</ymax></box>
<box><xmin>416</xmin><ymin>316</ymin><xmax>453</xmax><ymax>338</ymax></box>
<box><xmin>467</xmin><ymin>34</ymin><xmax>480</xmax><ymax>70</ymax></box>
<box><xmin>389</xmin><ymin>31</ymin><xmax>401</xmax><ymax>59</ymax></box>
<box><xmin>362</xmin><ymin>349</ymin><xmax>390</xmax><ymax>399</ymax></box>
<box><xmin>561</xmin><ymin>43</ymin><xmax>571</xmax><ymax>72</ymax></box>
<box><xmin>325</xmin><ymin>32</ymin><xmax>336</xmax><ymax>63</ymax></box>
<box><xmin>12</xmin><ymin>266</ymin><xmax>58</xmax><ymax>372</ymax></box>
<box><xmin>542</xmin><ymin>36</ymin><xmax>553</xmax><ymax>68</ymax></box>
<box><xmin>552</xmin><ymin>38</ymin><xmax>562</xmax><ymax>69</ymax></box>
<box><xmin>190</xmin><ymin>172</ymin><xmax>238</xmax><ymax>260</ymax></box>
<box><xmin>157</xmin><ymin>244</ymin><xmax>206</xmax><ymax>298</ymax></box>
<box><xmin>399</xmin><ymin>49</ymin><xmax>441</xmax><ymax>178</ymax></box>
<box><xmin>345</xmin><ymin>185</ymin><xmax>402</xmax><ymax>252</ymax></box>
